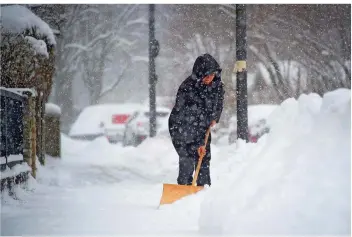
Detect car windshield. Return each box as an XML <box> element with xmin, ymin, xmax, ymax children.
<box><xmin>144</xmin><ymin>111</ymin><xmax>169</xmax><ymax>117</ymax></box>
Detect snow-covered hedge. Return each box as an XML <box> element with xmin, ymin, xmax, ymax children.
<box><xmin>0</xmin><ymin>5</ymin><xmax>56</xmax><ymax>91</ymax></box>
<box><xmin>1</xmin><ymin>5</ymin><xmax>56</xmax><ymax>47</ymax></box>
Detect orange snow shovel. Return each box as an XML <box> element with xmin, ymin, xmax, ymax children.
<box><xmin>159</xmin><ymin>126</ymin><xmax>211</xmax><ymax>205</ymax></box>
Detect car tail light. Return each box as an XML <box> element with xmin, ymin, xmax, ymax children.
<box><xmin>112</xmin><ymin>114</ymin><xmax>130</xmax><ymax>124</ymax></box>
<box><xmin>138</xmin><ymin>135</ymin><xmax>147</xmax><ymax>142</ymax></box>
<box><xmin>249</xmin><ymin>135</ymin><xmax>257</xmax><ymax>143</ymax></box>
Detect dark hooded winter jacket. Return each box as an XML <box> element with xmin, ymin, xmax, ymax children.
<box><xmin>168</xmin><ymin>54</ymin><xmax>225</xmax><ymax>147</ymax></box>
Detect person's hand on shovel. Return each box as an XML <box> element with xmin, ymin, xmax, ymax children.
<box><xmin>198</xmin><ymin>122</ymin><xmax>215</xmax><ymax>157</ymax></box>
<box><xmin>210</xmin><ymin>120</ymin><xmax>216</xmax><ymax>127</ymax></box>
<box><xmin>198</xmin><ymin>145</ymin><xmax>206</xmax><ymax>157</ymax></box>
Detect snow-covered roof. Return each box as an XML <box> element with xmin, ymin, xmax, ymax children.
<box><xmin>1</xmin><ymin>5</ymin><xmax>56</xmax><ymax>46</ymax></box>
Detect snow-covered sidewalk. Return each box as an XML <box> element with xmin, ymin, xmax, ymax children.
<box><xmin>2</xmin><ymin>182</ymin><xmax>201</xmax><ymax>235</ymax></box>
<box><xmin>2</xmin><ymin>136</ymin><xmax>203</xmax><ymax>235</ymax></box>
<box><xmin>1</xmin><ymin>89</ymin><xmax>350</xmax><ymax>235</ymax></box>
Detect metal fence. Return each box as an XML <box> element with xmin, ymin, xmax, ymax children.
<box><xmin>0</xmin><ymin>88</ymin><xmax>29</xmax><ymax>191</ymax></box>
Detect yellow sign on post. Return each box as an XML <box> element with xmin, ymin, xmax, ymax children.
<box><xmin>234</xmin><ymin>60</ymin><xmax>247</xmax><ymax>73</ymax></box>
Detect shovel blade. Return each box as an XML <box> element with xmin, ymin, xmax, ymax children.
<box><xmin>159</xmin><ymin>183</ymin><xmax>204</xmax><ymax>205</ymax></box>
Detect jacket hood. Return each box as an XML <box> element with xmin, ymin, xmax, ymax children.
<box><xmin>192</xmin><ymin>54</ymin><xmax>222</xmax><ymax>81</ymax></box>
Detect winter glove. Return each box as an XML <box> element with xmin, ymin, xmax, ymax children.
<box><xmin>198</xmin><ymin>145</ymin><xmax>206</xmax><ymax>157</ymax></box>
<box><xmin>210</xmin><ymin>120</ymin><xmax>216</xmax><ymax>127</ymax></box>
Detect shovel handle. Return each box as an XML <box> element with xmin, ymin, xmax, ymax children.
<box><xmin>192</xmin><ymin>126</ymin><xmax>211</xmax><ymax>186</ymax></box>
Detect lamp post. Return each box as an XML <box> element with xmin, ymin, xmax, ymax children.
<box><xmin>149</xmin><ymin>4</ymin><xmax>159</xmax><ymax>137</ymax></box>
<box><xmin>236</xmin><ymin>4</ymin><xmax>248</xmax><ymax>142</ymax></box>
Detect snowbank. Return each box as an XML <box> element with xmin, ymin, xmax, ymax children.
<box><xmin>60</xmin><ymin>133</ymin><xmax>90</xmax><ymax>157</ymax></box>
<box><xmin>31</xmin><ymin>134</ymin><xmax>177</xmax><ymax>189</ymax></box>
<box><xmin>1</xmin><ymin>5</ymin><xmax>56</xmax><ymax>45</ymax></box>
<box><xmin>199</xmin><ymin>88</ymin><xmax>351</xmax><ymax>235</ymax></box>
<box><xmin>61</xmin><ymin>135</ymin><xmax>179</xmax><ymax>184</ymax></box>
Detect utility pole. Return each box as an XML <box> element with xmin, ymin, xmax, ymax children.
<box><xmin>235</xmin><ymin>4</ymin><xmax>248</xmax><ymax>142</ymax></box>
<box><xmin>148</xmin><ymin>4</ymin><xmax>159</xmax><ymax>137</ymax></box>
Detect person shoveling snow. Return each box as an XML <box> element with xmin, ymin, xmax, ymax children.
<box><xmin>160</xmin><ymin>54</ymin><xmax>225</xmax><ymax>205</ymax></box>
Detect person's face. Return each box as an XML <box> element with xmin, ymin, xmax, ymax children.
<box><xmin>202</xmin><ymin>72</ymin><xmax>215</xmax><ymax>85</ymax></box>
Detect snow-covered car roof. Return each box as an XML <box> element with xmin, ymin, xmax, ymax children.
<box><xmin>69</xmin><ymin>103</ymin><xmax>142</xmax><ymax>136</ymax></box>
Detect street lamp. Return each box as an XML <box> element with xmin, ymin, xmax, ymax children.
<box><xmin>149</xmin><ymin>4</ymin><xmax>160</xmax><ymax>137</ymax></box>
<box><xmin>236</xmin><ymin>4</ymin><xmax>248</xmax><ymax>142</ymax></box>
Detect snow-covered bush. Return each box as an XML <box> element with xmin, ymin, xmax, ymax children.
<box><xmin>1</xmin><ymin>5</ymin><xmax>58</xmax><ymax>166</ymax></box>
<box><xmin>0</xmin><ymin>5</ymin><xmax>56</xmax><ymax>101</ymax></box>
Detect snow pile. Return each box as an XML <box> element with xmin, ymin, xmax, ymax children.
<box><xmin>199</xmin><ymin>88</ymin><xmax>351</xmax><ymax>235</ymax></box>
<box><xmin>33</xmin><ymin>133</ymin><xmax>177</xmax><ymax>188</ymax></box>
<box><xmin>1</xmin><ymin>162</ymin><xmax>31</xmax><ymax>179</ymax></box>
<box><xmin>116</xmin><ymin>136</ymin><xmax>179</xmax><ymax>182</ymax></box>
<box><xmin>61</xmin><ymin>135</ymin><xmax>179</xmax><ymax>184</ymax></box>
<box><xmin>60</xmin><ymin>133</ymin><xmax>90</xmax><ymax>157</ymax></box>
<box><xmin>0</xmin><ymin>155</ymin><xmax>30</xmax><ymax>179</ymax></box>
<box><xmin>24</xmin><ymin>36</ymin><xmax>49</xmax><ymax>57</ymax></box>
<box><xmin>1</xmin><ymin>5</ymin><xmax>56</xmax><ymax>45</ymax></box>
<box><xmin>45</xmin><ymin>103</ymin><xmax>61</xmax><ymax>116</ymax></box>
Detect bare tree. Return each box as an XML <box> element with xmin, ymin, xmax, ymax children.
<box><xmin>31</xmin><ymin>5</ymin><xmax>149</xmax><ymax>130</ymax></box>
<box><xmin>41</xmin><ymin>5</ymin><xmax>94</xmax><ymax>128</ymax></box>
<box><xmin>251</xmin><ymin>8</ymin><xmax>350</xmax><ymax>99</ymax></box>
<box><xmin>69</xmin><ymin>5</ymin><xmax>148</xmax><ymax>105</ymax></box>
<box><xmin>220</xmin><ymin>4</ymin><xmax>351</xmax><ymax>104</ymax></box>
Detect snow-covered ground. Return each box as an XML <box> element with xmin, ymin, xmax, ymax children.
<box><xmin>1</xmin><ymin>89</ymin><xmax>350</xmax><ymax>235</ymax></box>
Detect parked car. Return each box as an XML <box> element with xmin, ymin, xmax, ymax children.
<box><xmin>248</xmin><ymin>119</ymin><xmax>270</xmax><ymax>143</ymax></box>
<box><xmin>102</xmin><ymin>103</ymin><xmax>142</xmax><ymax>143</ymax></box>
<box><xmin>123</xmin><ymin>106</ymin><xmax>171</xmax><ymax>147</ymax></box>
<box><xmin>69</xmin><ymin>104</ymin><xmax>111</xmax><ymax>141</ymax></box>
<box><xmin>228</xmin><ymin>119</ymin><xmax>270</xmax><ymax>144</ymax></box>
<box><xmin>228</xmin><ymin>104</ymin><xmax>278</xmax><ymax>144</ymax></box>
<box><xmin>69</xmin><ymin>103</ymin><xmax>141</xmax><ymax>143</ymax></box>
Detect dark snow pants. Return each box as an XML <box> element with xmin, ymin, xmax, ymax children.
<box><xmin>171</xmin><ymin>134</ymin><xmax>212</xmax><ymax>186</ymax></box>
